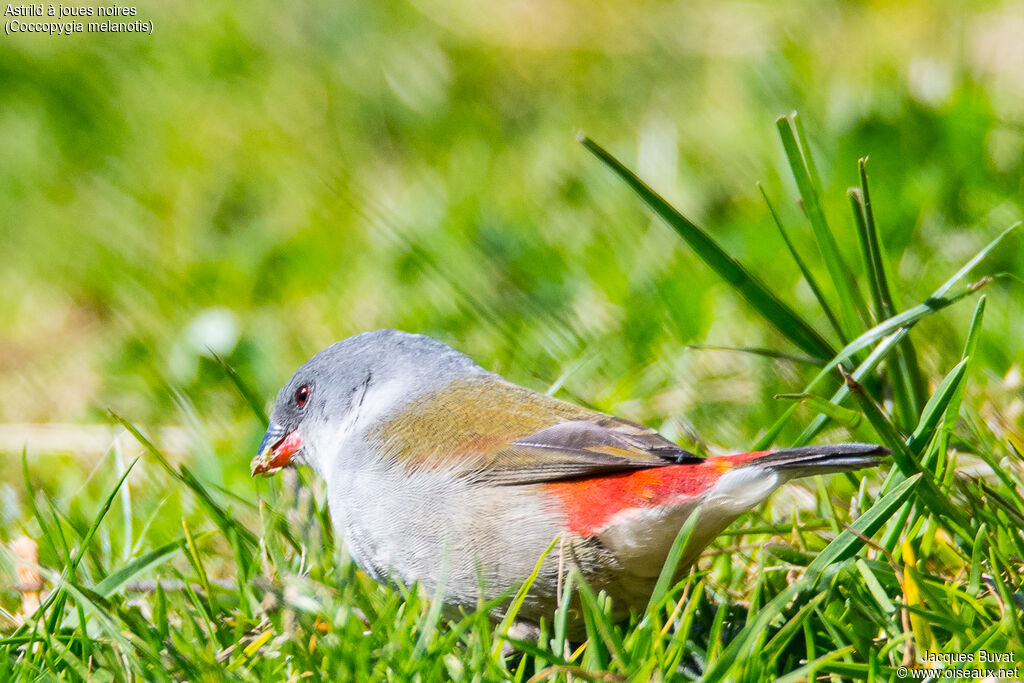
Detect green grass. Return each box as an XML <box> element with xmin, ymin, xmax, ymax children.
<box><xmin>3</xmin><ymin>115</ymin><xmax>1023</xmax><ymax>680</ymax></box>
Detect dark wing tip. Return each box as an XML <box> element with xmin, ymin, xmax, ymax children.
<box><xmin>658</xmin><ymin>447</ymin><xmax>703</xmax><ymax>464</ymax></box>
<box><xmin>749</xmin><ymin>442</ymin><xmax>889</xmax><ymax>474</ymax></box>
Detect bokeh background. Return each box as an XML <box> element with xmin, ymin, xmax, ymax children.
<box><xmin>2</xmin><ymin>1</ymin><xmax>1023</xmax><ymax>546</ymax></box>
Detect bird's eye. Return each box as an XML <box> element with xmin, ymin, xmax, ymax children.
<box><xmin>295</xmin><ymin>384</ymin><xmax>310</xmax><ymax>408</ymax></box>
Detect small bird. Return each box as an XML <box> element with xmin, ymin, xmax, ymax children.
<box><xmin>252</xmin><ymin>329</ymin><xmax>885</xmax><ymax>637</ymax></box>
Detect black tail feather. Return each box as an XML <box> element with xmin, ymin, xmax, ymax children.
<box><xmin>748</xmin><ymin>442</ymin><xmax>889</xmax><ymax>476</ymax></box>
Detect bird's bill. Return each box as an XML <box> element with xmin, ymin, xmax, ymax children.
<box><xmin>251</xmin><ymin>423</ymin><xmax>302</xmax><ymax>476</ymax></box>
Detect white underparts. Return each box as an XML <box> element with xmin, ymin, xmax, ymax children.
<box><xmin>706</xmin><ymin>466</ymin><xmax>781</xmax><ymax>512</ymax></box>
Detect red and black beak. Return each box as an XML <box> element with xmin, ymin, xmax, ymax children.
<box><xmin>250</xmin><ymin>423</ymin><xmax>303</xmax><ymax>476</ymax></box>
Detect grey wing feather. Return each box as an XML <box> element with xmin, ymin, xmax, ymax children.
<box><xmin>465</xmin><ymin>418</ymin><xmax>701</xmax><ymax>486</ymax></box>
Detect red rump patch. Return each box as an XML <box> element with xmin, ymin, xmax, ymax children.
<box><xmin>544</xmin><ymin>454</ymin><xmax>764</xmax><ymax>536</ymax></box>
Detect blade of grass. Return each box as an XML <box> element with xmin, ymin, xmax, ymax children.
<box><xmin>986</xmin><ymin>547</ymin><xmax>1024</xmax><ymax>644</ymax></box>
<box><xmin>792</xmin><ymin>114</ymin><xmax>824</xmax><ymax>197</ymax></box>
<box><xmin>113</xmin><ymin>438</ymin><xmax>133</xmax><ymax>565</ymax></box>
<box><xmin>849</xmin><ymin>160</ymin><xmax>927</xmax><ymax>427</ymax></box>
<box><xmin>968</xmin><ymin>522</ymin><xmax>987</xmax><ymax>597</ymax></box>
<box><xmin>762</xmin><ymin>592</ymin><xmax>828</xmax><ymax>666</ymax></box>
<box><xmin>818</xmin><ymin>661</ymin><xmax>899</xmax><ymax>680</ymax></box>
<box><xmin>687</xmin><ymin>343</ymin><xmax>823</xmax><ymax>366</ymax></box>
<box><xmin>21</xmin><ymin>449</ymin><xmax>60</xmax><ymax>579</ymax></box>
<box><xmin>936</xmin><ymin>296</ymin><xmax>986</xmax><ymax>481</ymax></box>
<box><xmin>578</xmin><ymin>577</ymin><xmax>611</xmax><ymax>670</ymax></box>
<box><xmin>905</xmin><ymin>358</ymin><xmax>968</xmax><ymax>458</ymax></box>
<box><xmin>777</xmin><ymin>113</ymin><xmax>869</xmax><ymax>341</ymax></box>
<box><xmin>849</xmin><ymin>161</ymin><xmax>894</xmax><ymax>319</ymax></box>
<box><xmin>494</xmin><ymin>534</ymin><xmax>560</xmax><ymax>656</ymax></box>
<box><xmin>413</xmin><ymin>588</ymin><xmax>448</xmax><ymax>660</ymax></box>
<box><xmin>41</xmin><ymin>631</ymin><xmax>93</xmax><ymax>680</ymax></box>
<box><xmin>855</xmin><ymin>559</ymin><xmax>897</xmax><ymax>616</ymax></box>
<box><xmin>774</xmin><ymin>645</ymin><xmax>856</xmax><ymax>683</ymax></box>
<box><xmin>579</xmin><ymin>134</ymin><xmax>836</xmax><ymax>361</ymax></box>
<box><xmin>858</xmin><ymin>161</ymin><xmax>927</xmax><ymax>419</ymax></box>
<box><xmin>850</xmin><ymin>191</ymin><xmax>913</xmax><ymax>429</ymax></box>
<box><xmin>839</xmin><ymin>368</ymin><xmax>971</xmax><ymax>536</ymax></box>
<box><xmin>872</xmin><ymin>354</ymin><xmax>971</xmax><ymax>553</ymax></box>
<box><xmin>580</xmin><ymin>585</ymin><xmax>627</xmax><ymax>671</ymax></box>
<box><xmin>759</xmin><ymin>183</ymin><xmax>844</xmax><ymax>341</ymax></box>
<box><xmin>95</xmin><ymin>532</ymin><xmax>211</xmax><ymax>598</ymax></box>
<box><xmin>643</xmin><ymin>509</ymin><xmax>701</xmax><ymax>621</ymax></box>
<box><xmin>551</xmin><ymin>567</ymin><xmax>575</xmax><ymax>664</ymax></box>
<box><xmin>210</xmin><ymin>349</ymin><xmax>269</xmax><ymax>428</ymax></box>
<box><xmin>39</xmin><ymin>494</ymin><xmax>91</xmax><ymax>663</ymax></box>
<box><xmin>774</xmin><ymin>393</ymin><xmax>862</xmax><ymax>430</ymax></box>
<box><xmin>705</xmin><ymin>600</ymin><xmax>729</xmax><ymax>664</ymax></box>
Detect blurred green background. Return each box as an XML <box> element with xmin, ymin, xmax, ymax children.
<box><xmin>2</xmin><ymin>0</ymin><xmax>1022</xmax><ymax>510</ymax></box>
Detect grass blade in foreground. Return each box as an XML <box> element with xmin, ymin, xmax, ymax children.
<box><xmin>936</xmin><ymin>296</ymin><xmax>986</xmax><ymax>477</ymax></box>
<box><xmin>492</xmin><ymin>534</ymin><xmax>559</xmax><ymax>657</ymax></box>
<box><xmin>760</xmin><ymin>183</ymin><xmax>844</xmax><ymax>341</ymax></box>
<box><xmin>94</xmin><ymin>532</ymin><xmax>213</xmax><ymax>598</ymax></box>
<box><xmin>644</xmin><ymin>510</ymin><xmax>701</xmax><ymax>620</ymax></box>
<box><xmin>777</xmin><ymin>113</ymin><xmax>869</xmax><ymax>341</ymax></box>
<box><xmin>702</xmin><ymin>474</ymin><xmax>921</xmax><ymax>682</ymax></box>
<box><xmin>579</xmin><ymin>134</ymin><xmax>836</xmax><ymax>362</ymax></box>
<box><xmin>211</xmin><ymin>350</ymin><xmax>269</xmax><ymax>427</ymax></box>
<box><xmin>849</xmin><ymin>160</ymin><xmax>927</xmax><ymax>428</ymax></box>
